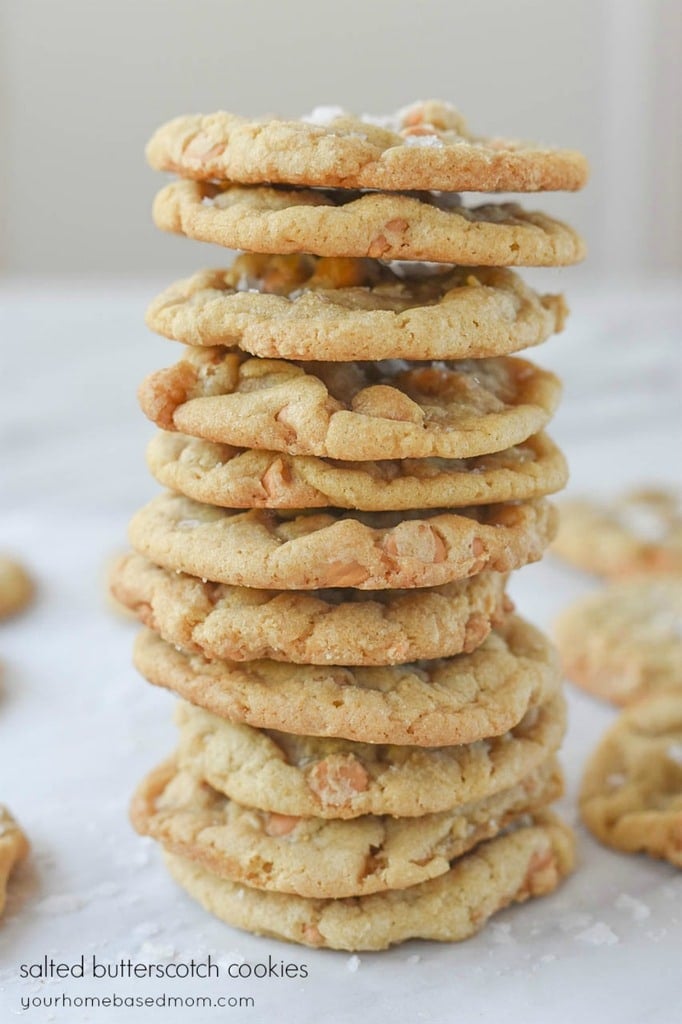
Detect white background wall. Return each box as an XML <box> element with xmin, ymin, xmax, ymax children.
<box><xmin>0</xmin><ymin>0</ymin><xmax>680</xmax><ymax>280</ymax></box>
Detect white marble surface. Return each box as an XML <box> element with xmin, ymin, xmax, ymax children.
<box><xmin>0</xmin><ymin>278</ymin><xmax>681</xmax><ymax>1024</ymax></box>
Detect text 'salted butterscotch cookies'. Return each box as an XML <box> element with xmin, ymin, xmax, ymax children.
<box><xmin>123</xmin><ymin>99</ymin><xmax>587</xmax><ymax>950</ymax></box>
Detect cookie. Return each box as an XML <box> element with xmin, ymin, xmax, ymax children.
<box><xmin>146</xmin><ymin>100</ymin><xmax>588</xmax><ymax>193</ymax></box>
<box><xmin>0</xmin><ymin>556</ymin><xmax>35</xmax><ymax>620</ymax></box>
<box><xmin>128</xmin><ymin>493</ymin><xmax>557</xmax><ymax>590</ymax></box>
<box><xmin>0</xmin><ymin>807</ymin><xmax>29</xmax><ymax>916</ymax></box>
<box><xmin>153</xmin><ymin>180</ymin><xmax>586</xmax><ymax>266</ymax></box>
<box><xmin>162</xmin><ymin>813</ymin><xmax>574</xmax><ymax>950</ymax></box>
<box><xmin>554</xmin><ymin>576</ymin><xmax>682</xmax><ymax>706</ymax></box>
<box><xmin>146</xmin><ymin>431</ymin><xmax>568</xmax><ymax>511</ymax></box>
<box><xmin>139</xmin><ymin>348</ymin><xmax>561</xmax><ymax>461</ymax></box>
<box><xmin>172</xmin><ymin>692</ymin><xmax>564</xmax><ymax>819</ymax></box>
<box><xmin>110</xmin><ymin>553</ymin><xmax>509</xmax><ymax>665</ymax></box>
<box><xmin>145</xmin><ymin>257</ymin><xmax>568</xmax><ymax>362</ymax></box>
<box><xmin>131</xmin><ymin>757</ymin><xmax>562</xmax><ymax>898</ymax></box>
<box><xmin>580</xmin><ymin>693</ymin><xmax>682</xmax><ymax>868</ymax></box>
<box><xmin>553</xmin><ymin>488</ymin><xmax>682</xmax><ymax>579</ymax></box>
<box><xmin>134</xmin><ymin>615</ymin><xmax>561</xmax><ymax>746</ymax></box>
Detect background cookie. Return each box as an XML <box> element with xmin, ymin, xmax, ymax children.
<box><xmin>146</xmin><ymin>100</ymin><xmax>589</xmax><ymax>192</ymax></box>
<box><xmin>128</xmin><ymin>493</ymin><xmax>558</xmax><ymax>590</ymax></box>
<box><xmin>146</xmin><ymin>431</ymin><xmax>568</xmax><ymax>510</ymax></box>
<box><xmin>552</xmin><ymin>488</ymin><xmax>682</xmax><ymax>578</ymax></box>
<box><xmin>146</xmin><ymin>257</ymin><xmax>568</xmax><ymax>361</ymax></box>
<box><xmin>134</xmin><ymin>616</ymin><xmax>561</xmax><ymax>746</ymax></box>
<box><xmin>580</xmin><ymin>693</ymin><xmax>682</xmax><ymax>867</ymax></box>
<box><xmin>171</xmin><ymin>694</ymin><xmax>565</xmax><ymax>818</ymax></box>
<box><xmin>131</xmin><ymin>757</ymin><xmax>562</xmax><ymax>898</ymax></box>
<box><xmin>0</xmin><ymin>556</ymin><xmax>35</xmax><ymax>620</ymax></box>
<box><xmin>554</xmin><ymin>576</ymin><xmax>682</xmax><ymax>705</ymax></box>
<box><xmin>162</xmin><ymin>813</ymin><xmax>575</xmax><ymax>950</ymax></box>
<box><xmin>153</xmin><ymin>180</ymin><xmax>587</xmax><ymax>266</ymax></box>
<box><xmin>139</xmin><ymin>348</ymin><xmax>561</xmax><ymax>462</ymax></box>
<box><xmin>0</xmin><ymin>806</ymin><xmax>29</xmax><ymax>916</ymax></box>
<box><xmin>110</xmin><ymin>554</ymin><xmax>510</xmax><ymax>665</ymax></box>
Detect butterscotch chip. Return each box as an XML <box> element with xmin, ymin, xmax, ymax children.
<box><xmin>146</xmin><ymin>431</ymin><xmax>567</xmax><ymax>511</ymax></box>
<box><xmin>553</xmin><ymin>488</ymin><xmax>682</xmax><ymax>579</ymax></box>
<box><xmin>0</xmin><ymin>557</ymin><xmax>34</xmax><ymax>620</ymax></box>
<box><xmin>173</xmin><ymin>694</ymin><xmax>565</xmax><ymax>818</ymax></box>
<box><xmin>139</xmin><ymin>348</ymin><xmax>560</xmax><ymax>462</ymax></box>
<box><xmin>0</xmin><ymin>807</ymin><xmax>29</xmax><ymax>916</ymax></box>
<box><xmin>128</xmin><ymin>493</ymin><xmax>557</xmax><ymax>590</ymax></box>
<box><xmin>146</xmin><ymin>101</ymin><xmax>588</xmax><ymax>192</ymax></box>
<box><xmin>135</xmin><ymin>616</ymin><xmax>562</xmax><ymax>751</ymax></box>
<box><xmin>161</xmin><ymin>813</ymin><xmax>575</xmax><ymax>950</ymax></box>
<box><xmin>146</xmin><ymin>257</ymin><xmax>568</xmax><ymax>362</ymax></box>
<box><xmin>130</xmin><ymin>757</ymin><xmax>562</xmax><ymax>898</ymax></box>
<box><xmin>554</xmin><ymin>576</ymin><xmax>682</xmax><ymax>706</ymax></box>
<box><xmin>580</xmin><ymin>693</ymin><xmax>682</xmax><ymax>868</ymax></box>
<box><xmin>153</xmin><ymin>180</ymin><xmax>586</xmax><ymax>267</ymax></box>
<box><xmin>110</xmin><ymin>553</ymin><xmax>508</xmax><ymax>665</ymax></box>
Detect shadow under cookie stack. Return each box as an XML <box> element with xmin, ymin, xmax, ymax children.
<box><xmin>113</xmin><ymin>101</ymin><xmax>588</xmax><ymax>951</ymax></box>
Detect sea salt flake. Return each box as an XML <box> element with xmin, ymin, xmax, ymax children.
<box><xmin>576</xmin><ymin>922</ymin><xmax>619</xmax><ymax>946</ymax></box>
<box><xmin>666</xmin><ymin>743</ymin><xmax>682</xmax><ymax>766</ymax></box>
<box><xmin>403</xmin><ymin>134</ymin><xmax>445</xmax><ymax>148</ymax></box>
<box><xmin>615</xmin><ymin>893</ymin><xmax>651</xmax><ymax>921</ymax></box>
<box><xmin>406</xmin><ymin>954</ymin><xmax>421</xmax><ymax>964</ymax></box>
<box><xmin>606</xmin><ymin>772</ymin><xmax>626</xmax><ymax>788</ymax></box>
<box><xmin>346</xmin><ymin>955</ymin><xmax>361</xmax><ymax>973</ymax></box>
<box><xmin>302</xmin><ymin>105</ymin><xmax>346</xmax><ymax>126</ymax></box>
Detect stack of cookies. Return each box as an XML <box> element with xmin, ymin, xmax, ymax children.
<box><xmin>113</xmin><ymin>101</ymin><xmax>588</xmax><ymax>950</ymax></box>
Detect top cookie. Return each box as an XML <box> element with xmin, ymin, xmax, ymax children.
<box><xmin>146</xmin><ymin>101</ymin><xmax>588</xmax><ymax>193</ymax></box>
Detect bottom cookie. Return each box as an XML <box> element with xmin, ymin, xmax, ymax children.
<box><xmin>0</xmin><ymin>806</ymin><xmax>29</xmax><ymax>915</ymax></box>
<box><xmin>163</xmin><ymin>813</ymin><xmax>574</xmax><ymax>950</ymax></box>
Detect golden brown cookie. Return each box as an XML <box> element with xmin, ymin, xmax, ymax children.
<box><xmin>174</xmin><ymin>696</ymin><xmax>565</xmax><ymax>819</ymax></box>
<box><xmin>553</xmin><ymin>488</ymin><xmax>682</xmax><ymax>579</ymax></box>
<box><xmin>135</xmin><ymin>616</ymin><xmax>561</xmax><ymax>747</ymax></box>
<box><xmin>554</xmin><ymin>576</ymin><xmax>682</xmax><ymax>706</ymax></box>
<box><xmin>153</xmin><ymin>180</ymin><xmax>586</xmax><ymax>266</ymax></box>
<box><xmin>109</xmin><ymin>553</ymin><xmax>509</xmax><ymax>665</ymax></box>
<box><xmin>0</xmin><ymin>807</ymin><xmax>29</xmax><ymax>916</ymax></box>
<box><xmin>146</xmin><ymin>431</ymin><xmax>567</xmax><ymax>511</ymax></box>
<box><xmin>128</xmin><ymin>493</ymin><xmax>557</xmax><ymax>590</ymax></box>
<box><xmin>162</xmin><ymin>813</ymin><xmax>575</xmax><ymax>949</ymax></box>
<box><xmin>131</xmin><ymin>757</ymin><xmax>562</xmax><ymax>898</ymax></box>
<box><xmin>139</xmin><ymin>348</ymin><xmax>561</xmax><ymax>462</ymax></box>
<box><xmin>146</xmin><ymin>257</ymin><xmax>568</xmax><ymax>361</ymax></box>
<box><xmin>146</xmin><ymin>100</ymin><xmax>588</xmax><ymax>192</ymax></box>
<box><xmin>580</xmin><ymin>693</ymin><xmax>682</xmax><ymax>868</ymax></box>
<box><xmin>0</xmin><ymin>556</ymin><xmax>35</xmax><ymax>620</ymax></box>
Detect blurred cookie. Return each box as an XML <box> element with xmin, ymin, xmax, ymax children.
<box><xmin>0</xmin><ymin>807</ymin><xmax>29</xmax><ymax>916</ymax></box>
<box><xmin>139</xmin><ymin>348</ymin><xmax>560</xmax><ymax>462</ymax></box>
<box><xmin>162</xmin><ymin>813</ymin><xmax>575</xmax><ymax>950</ymax></box>
<box><xmin>153</xmin><ymin>181</ymin><xmax>586</xmax><ymax>266</ymax></box>
<box><xmin>555</xmin><ymin>576</ymin><xmax>682</xmax><ymax>705</ymax></box>
<box><xmin>109</xmin><ymin>554</ymin><xmax>509</xmax><ymax>665</ymax></box>
<box><xmin>146</xmin><ymin>100</ymin><xmax>588</xmax><ymax>192</ymax></box>
<box><xmin>146</xmin><ymin>257</ymin><xmax>568</xmax><ymax>361</ymax></box>
<box><xmin>580</xmin><ymin>693</ymin><xmax>682</xmax><ymax>867</ymax></box>
<box><xmin>128</xmin><ymin>494</ymin><xmax>557</xmax><ymax>590</ymax></box>
<box><xmin>553</xmin><ymin>488</ymin><xmax>682</xmax><ymax>578</ymax></box>
<box><xmin>134</xmin><ymin>616</ymin><xmax>561</xmax><ymax>746</ymax></box>
<box><xmin>0</xmin><ymin>556</ymin><xmax>34</xmax><ymax>620</ymax></box>
<box><xmin>131</xmin><ymin>757</ymin><xmax>562</xmax><ymax>898</ymax></box>
<box><xmin>171</xmin><ymin>692</ymin><xmax>565</xmax><ymax>818</ymax></box>
<box><xmin>146</xmin><ymin>431</ymin><xmax>567</xmax><ymax>510</ymax></box>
